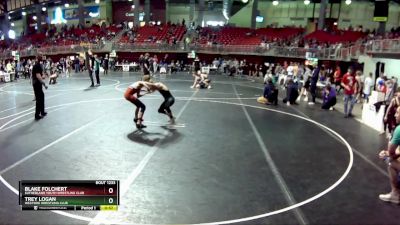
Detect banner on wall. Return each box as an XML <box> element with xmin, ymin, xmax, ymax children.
<box><xmin>53</xmin><ymin>6</ymin><xmax>100</xmax><ymax>20</ymax></box>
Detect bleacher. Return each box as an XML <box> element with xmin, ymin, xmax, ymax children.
<box><xmin>195</xmin><ymin>26</ymin><xmax>304</xmax><ymax>46</ymax></box>
<box><xmin>120</xmin><ymin>24</ymin><xmax>186</xmax><ymax>44</ymax></box>
<box><xmin>304</xmin><ymin>30</ymin><xmax>366</xmax><ymax>44</ymax></box>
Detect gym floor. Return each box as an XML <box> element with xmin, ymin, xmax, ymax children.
<box><xmin>0</xmin><ymin>71</ymin><xmax>399</xmax><ymax>225</ymax></box>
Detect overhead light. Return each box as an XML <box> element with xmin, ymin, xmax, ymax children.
<box><xmin>89</xmin><ymin>12</ymin><xmax>100</xmax><ymax>17</ymax></box>
<box><xmin>8</xmin><ymin>30</ymin><xmax>16</xmax><ymax>39</ymax></box>
<box><xmin>95</xmin><ymin>0</ymin><xmax>100</xmax><ymax>3</ymax></box>
<box><xmin>51</xmin><ymin>7</ymin><xmax>67</xmax><ymax>24</ymax></box>
<box><xmin>345</xmin><ymin>0</ymin><xmax>351</xmax><ymax>5</ymax></box>
<box><xmin>334</xmin><ymin>22</ymin><xmax>338</xmax><ymax>25</ymax></box>
<box><xmin>8</xmin><ymin>16</ymin><xmax>11</xmax><ymax>20</ymax></box>
<box><xmin>42</xmin><ymin>7</ymin><xmax>47</xmax><ymax>11</ymax></box>
<box><xmin>131</xmin><ymin>5</ymin><xmax>135</xmax><ymax>9</ymax></box>
<box><xmin>128</xmin><ymin>0</ymin><xmax>132</xmax><ymax>1</ymax></box>
<box><xmin>22</xmin><ymin>11</ymin><xmax>26</xmax><ymax>16</ymax></box>
<box><xmin>65</xmin><ymin>3</ymin><xmax>70</xmax><ymax>7</ymax></box>
<box><xmin>11</xmin><ymin>23</ymin><xmax>15</xmax><ymax>27</ymax></box>
<box><xmin>304</xmin><ymin>0</ymin><xmax>310</xmax><ymax>5</ymax></box>
<box><xmin>272</xmin><ymin>0</ymin><xmax>279</xmax><ymax>6</ymax></box>
<box><xmin>242</xmin><ymin>0</ymin><xmax>249</xmax><ymax>3</ymax></box>
<box><xmin>33</xmin><ymin>16</ymin><xmax>37</xmax><ymax>20</ymax></box>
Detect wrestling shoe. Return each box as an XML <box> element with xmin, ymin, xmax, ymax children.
<box><xmin>136</xmin><ymin>124</ymin><xmax>147</xmax><ymax>129</ymax></box>
<box><xmin>379</xmin><ymin>192</ymin><xmax>400</xmax><ymax>204</ymax></box>
<box><xmin>41</xmin><ymin>112</ymin><xmax>48</xmax><ymax>117</ymax></box>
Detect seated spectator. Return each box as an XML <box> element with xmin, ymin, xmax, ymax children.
<box><xmin>378</xmin><ymin>105</ymin><xmax>400</xmax><ymax>204</ymax></box>
<box><xmin>258</xmin><ymin>78</ymin><xmax>278</xmax><ymax>105</ymax></box>
<box><xmin>283</xmin><ymin>79</ymin><xmax>299</xmax><ymax>105</ymax></box>
<box><xmin>321</xmin><ymin>84</ymin><xmax>337</xmax><ymax>110</ymax></box>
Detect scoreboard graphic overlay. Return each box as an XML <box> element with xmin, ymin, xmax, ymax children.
<box><xmin>19</xmin><ymin>180</ymin><xmax>119</xmax><ymax>211</ymax></box>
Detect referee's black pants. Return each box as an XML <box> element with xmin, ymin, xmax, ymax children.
<box><xmin>33</xmin><ymin>84</ymin><xmax>45</xmax><ymax>117</ymax></box>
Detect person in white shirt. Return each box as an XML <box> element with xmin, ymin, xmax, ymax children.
<box><xmin>6</xmin><ymin>61</ymin><xmax>12</xmax><ymax>73</ymax></box>
<box><xmin>376</xmin><ymin>74</ymin><xmax>384</xmax><ymax>90</ymax></box>
<box><xmin>363</xmin><ymin>72</ymin><xmax>374</xmax><ymax>103</ymax></box>
<box><xmin>286</xmin><ymin>62</ymin><xmax>294</xmax><ymax>78</ymax></box>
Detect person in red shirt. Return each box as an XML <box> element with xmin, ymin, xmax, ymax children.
<box><xmin>341</xmin><ymin>68</ymin><xmax>357</xmax><ymax>118</ymax></box>
<box><xmin>333</xmin><ymin>66</ymin><xmax>342</xmax><ymax>93</ymax></box>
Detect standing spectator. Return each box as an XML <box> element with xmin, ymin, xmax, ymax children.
<box><xmin>333</xmin><ymin>66</ymin><xmax>342</xmax><ymax>94</ymax></box>
<box><xmin>193</xmin><ymin>56</ymin><xmax>201</xmax><ymax>74</ymax></box>
<box><xmin>142</xmin><ymin>53</ymin><xmax>151</xmax><ymax>78</ymax></box>
<box><xmin>103</xmin><ymin>54</ymin><xmax>109</xmax><ymax>75</ymax></box>
<box><xmin>94</xmin><ymin>54</ymin><xmax>101</xmax><ymax>86</ymax></box>
<box><xmin>86</xmin><ymin>50</ymin><xmax>95</xmax><ymax>87</ymax></box>
<box><xmin>378</xmin><ymin>106</ymin><xmax>400</xmax><ymax>204</ymax></box>
<box><xmin>376</xmin><ymin>73</ymin><xmax>385</xmax><ymax>91</ymax></box>
<box><xmin>321</xmin><ymin>84</ymin><xmax>337</xmax><ymax>110</ymax></box>
<box><xmin>355</xmin><ymin>70</ymin><xmax>364</xmax><ymax>103</ymax></box>
<box><xmin>31</xmin><ymin>55</ymin><xmax>48</xmax><ymax>120</ymax></box>
<box><xmin>65</xmin><ymin>57</ymin><xmax>71</xmax><ymax>77</ymax></box>
<box><xmin>308</xmin><ymin>66</ymin><xmax>320</xmax><ymax>105</ymax></box>
<box><xmin>152</xmin><ymin>55</ymin><xmax>158</xmax><ymax>75</ymax></box>
<box><xmin>363</xmin><ymin>72</ymin><xmax>374</xmax><ymax>102</ymax></box>
<box><xmin>298</xmin><ymin>65</ymin><xmax>312</xmax><ymax>102</ymax></box>
<box><xmin>74</xmin><ymin>57</ymin><xmax>80</xmax><ymax>73</ymax></box>
<box><xmin>384</xmin><ymin>93</ymin><xmax>400</xmax><ymax>139</ymax></box>
<box><xmin>286</xmin><ymin>62</ymin><xmax>294</xmax><ymax>80</ymax></box>
<box><xmin>15</xmin><ymin>60</ymin><xmax>21</xmax><ymax>80</ymax></box>
<box><xmin>283</xmin><ymin>79</ymin><xmax>299</xmax><ymax>106</ymax></box>
<box><xmin>341</xmin><ymin>68</ymin><xmax>357</xmax><ymax>118</ymax></box>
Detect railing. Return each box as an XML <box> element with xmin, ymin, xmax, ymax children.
<box><xmin>113</xmin><ymin>42</ymin><xmax>185</xmax><ymax>52</ymax></box>
<box><xmin>0</xmin><ymin>41</ymin><xmax>366</xmax><ymax>61</ymax></box>
<box><xmin>364</xmin><ymin>39</ymin><xmax>400</xmax><ymax>54</ymax></box>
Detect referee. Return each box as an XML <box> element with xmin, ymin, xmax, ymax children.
<box><xmin>32</xmin><ymin>55</ymin><xmax>48</xmax><ymax>120</ymax></box>
<box><xmin>85</xmin><ymin>50</ymin><xmax>95</xmax><ymax>87</ymax></box>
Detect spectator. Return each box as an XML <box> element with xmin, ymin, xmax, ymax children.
<box><xmin>298</xmin><ymin>65</ymin><xmax>312</xmax><ymax>102</ymax></box>
<box><xmin>308</xmin><ymin>66</ymin><xmax>320</xmax><ymax>105</ymax></box>
<box><xmin>378</xmin><ymin>105</ymin><xmax>400</xmax><ymax>204</ymax></box>
<box><xmin>260</xmin><ymin>78</ymin><xmax>278</xmax><ymax>105</ymax></box>
<box><xmin>321</xmin><ymin>84</ymin><xmax>337</xmax><ymax>110</ymax></box>
<box><xmin>341</xmin><ymin>68</ymin><xmax>357</xmax><ymax>118</ymax></box>
<box><xmin>103</xmin><ymin>54</ymin><xmax>109</xmax><ymax>75</ymax></box>
<box><xmin>363</xmin><ymin>72</ymin><xmax>374</xmax><ymax>102</ymax></box>
<box><xmin>355</xmin><ymin>70</ymin><xmax>364</xmax><ymax>103</ymax></box>
<box><xmin>384</xmin><ymin>93</ymin><xmax>400</xmax><ymax>139</ymax></box>
<box><xmin>74</xmin><ymin>57</ymin><xmax>80</xmax><ymax>73</ymax></box>
<box><xmin>283</xmin><ymin>79</ymin><xmax>299</xmax><ymax>106</ymax></box>
<box><xmin>376</xmin><ymin>73</ymin><xmax>385</xmax><ymax>91</ymax></box>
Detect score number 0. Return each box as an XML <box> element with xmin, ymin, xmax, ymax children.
<box><xmin>108</xmin><ymin>188</ymin><xmax>114</xmax><ymax>204</ymax></box>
